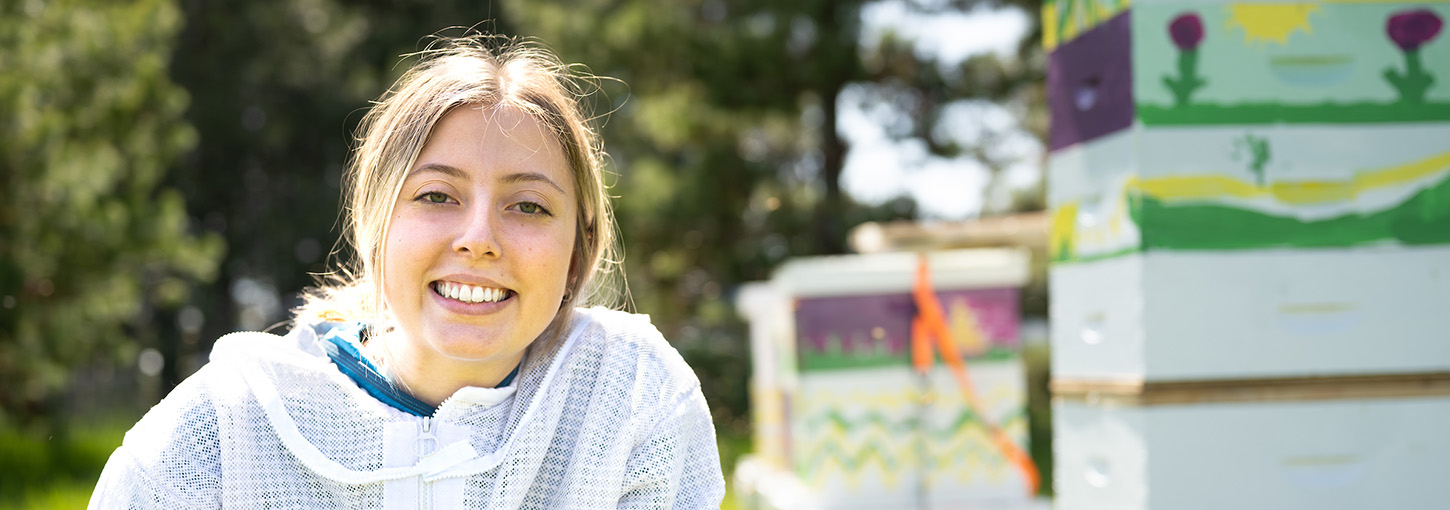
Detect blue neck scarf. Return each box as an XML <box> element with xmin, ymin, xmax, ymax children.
<box><xmin>314</xmin><ymin>322</ymin><xmax>520</xmax><ymax>417</ymax></box>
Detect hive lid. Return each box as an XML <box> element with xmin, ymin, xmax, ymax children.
<box><xmin>773</xmin><ymin>247</ymin><xmax>1030</xmax><ymax>298</ymax></box>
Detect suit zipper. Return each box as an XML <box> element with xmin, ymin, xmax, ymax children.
<box><xmin>420</xmin><ymin>416</ymin><xmax>433</xmax><ymax>510</ymax></box>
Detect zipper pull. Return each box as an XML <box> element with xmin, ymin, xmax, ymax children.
<box><xmin>413</xmin><ymin>416</ymin><xmax>437</xmax><ymax>458</ymax></box>
<box><xmin>414</xmin><ymin>415</ymin><xmax>480</xmax><ymax>480</ymax></box>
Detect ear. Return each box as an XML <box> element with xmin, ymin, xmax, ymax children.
<box><xmin>567</xmin><ymin>235</ymin><xmax>584</xmax><ymax>293</ymax></box>
<box><xmin>569</xmin><ymin>220</ymin><xmax>595</xmax><ymax>277</ymax></box>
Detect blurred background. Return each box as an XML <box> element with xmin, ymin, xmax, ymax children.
<box><xmin>0</xmin><ymin>0</ymin><xmax>1049</xmax><ymax>506</ymax></box>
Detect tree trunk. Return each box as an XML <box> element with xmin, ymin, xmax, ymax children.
<box><xmin>816</xmin><ymin>81</ymin><xmax>847</xmax><ymax>254</ymax></box>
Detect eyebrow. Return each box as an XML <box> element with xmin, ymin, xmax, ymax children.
<box><xmin>409</xmin><ymin>163</ymin><xmax>567</xmax><ymax>194</ymax></box>
<box><xmin>500</xmin><ymin>171</ymin><xmax>568</xmax><ymax>195</ymax></box>
<box><xmin>409</xmin><ymin>163</ymin><xmax>467</xmax><ymax>179</ymax></box>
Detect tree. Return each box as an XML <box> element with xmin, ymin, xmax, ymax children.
<box><xmin>503</xmin><ymin>0</ymin><xmax>1044</xmax><ymax>429</ymax></box>
<box><xmin>0</xmin><ymin>0</ymin><xmax>223</xmax><ymax>428</ymax></box>
<box><xmin>165</xmin><ymin>0</ymin><xmax>518</xmax><ymax>372</ymax></box>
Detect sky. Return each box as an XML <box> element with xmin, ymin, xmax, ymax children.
<box><xmin>840</xmin><ymin>1</ymin><xmax>1039</xmax><ymax>219</ymax></box>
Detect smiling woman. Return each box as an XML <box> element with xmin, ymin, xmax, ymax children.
<box><xmin>382</xmin><ymin>106</ymin><xmax>580</xmax><ymax>406</ymax></box>
<box><xmin>87</xmin><ymin>35</ymin><xmax>725</xmax><ymax>509</ymax></box>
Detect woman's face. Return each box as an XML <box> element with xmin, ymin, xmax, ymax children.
<box><xmin>382</xmin><ymin>104</ymin><xmax>576</xmax><ymax>371</ymax></box>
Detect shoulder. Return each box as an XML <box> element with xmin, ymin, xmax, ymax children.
<box><xmin>565</xmin><ymin>310</ymin><xmax>725</xmax><ymax>504</ymax></box>
<box><xmin>106</xmin><ymin>359</ymin><xmax>232</xmax><ymax>506</ymax></box>
<box><xmin>109</xmin><ymin>327</ymin><xmax>376</xmax><ymax>492</ymax></box>
<box><xmin>210</xmin><ymin>325</ymin><xmax>328</xmax><ymax>365</ymax></box>
<box><xmin>561</xmin><ymin>307</ymin><xmax>706</xmax><ymax>423</ymax></box>
<box><xmin>567</xmin><ymin>306</ymin><xmax>699</xmax><ymax>386</ymax></box>
<box><xmin>119</xmin><ymin>329</ymin><xmax>305</xmax><ymax>454</ymax></box>
<box><xmin>120</xmin><ymin>326</ymin><xmax>334</xmax><ymax>464</ymax></box>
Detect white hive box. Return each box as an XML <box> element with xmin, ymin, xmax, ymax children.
<box><xmin>737</xmin><ymin>282</ymin><xmax>798</xmax><ymax>470</ymax></box>
<box><xmin>1053</xmin><ymin>378</ymin><xmax>1450</xmax><ymax>510</ymax></box>
<box><xmin>1050</xmin><ymin>245</ymin><xmax>1450</xmax><ymax>382</ymax></box>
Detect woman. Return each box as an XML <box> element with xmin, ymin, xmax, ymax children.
<box><xmin>89</xmin><ymin>35</ymin><xmax>724</xmax><ymax>509</ymax></box>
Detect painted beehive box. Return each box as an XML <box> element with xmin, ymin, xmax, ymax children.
<box><xmin>772</xmin><ymin>250</ymin><xmax>1036</xmax><ymax>508</ymax></box>
<box><xmin>1048</xmin><ymin>126</ymin><xmax>1450</xmax><ymax>381</ymax></box>
<box><xmin>1042</xmin><ymin>0</ymin><xmax>1450</xmax><ymax>382</ymax></box>
<box><xmin>1045</xmin><ymin>1</ymin><xmax>1450</xmax><ymax>138</ymax></box>
<box><xmin>791</xmin><ymin>363</ymin><xmax>1030</xmax><ymax>508</ymax></box>
<box><xmin>1044</xmin><ymin>1</ymin><xmax>1450</xmax><ymax>263</ymax></box>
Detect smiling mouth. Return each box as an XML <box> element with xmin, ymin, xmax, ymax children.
<box><xmin>432</xmin><ymin>281</ymin><xmax>514</xmax><ymax>304</ymax></box>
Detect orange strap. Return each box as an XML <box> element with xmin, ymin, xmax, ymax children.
<box><xmin>911</xmin><ymin>254</ymin><xmax>1040</xmax><ymax>496</ymax></box>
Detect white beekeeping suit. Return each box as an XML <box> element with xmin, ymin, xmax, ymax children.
<box><xmin>89</xmin><ymin>307</ymin><xmax>725</xmax><ymax>509</ymax></box>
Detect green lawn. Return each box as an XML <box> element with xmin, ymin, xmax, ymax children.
<box><xmin>0</xmin><ymin>421</ymin><xmax>127</xmax><ymax>510</ymax></box>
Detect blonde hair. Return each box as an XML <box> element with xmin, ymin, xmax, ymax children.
<box><xmin>296</xmin><ymin>35</ymin><xmax>620</xmax><ymax>336</ymax></box>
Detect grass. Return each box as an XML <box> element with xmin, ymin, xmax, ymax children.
<box><xmin>0</xmin><ymin>481</ymin><xmax>95</xmax><ymax>510</ymax></box>
<box><xmin>717</xmin><ymin>423</ymin><xmax>752</xmax><ymax>510</ymax></box>
<box><xmin>0</xmin><ymin>420</ymin><xmax>129</xmax><ymax>510</ymax></box>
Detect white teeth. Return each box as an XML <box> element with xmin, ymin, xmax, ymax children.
<box><xmin>437</xmin><ymin>282</ymin><xmax>508</xmax><ymax>304</ymax></box>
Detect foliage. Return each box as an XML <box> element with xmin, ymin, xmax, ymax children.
<box><xmin>164</xmin><ymin>0</ymin><xmax>520</xmax><ymax>352</ymax></box>
<box><xmin>0</xmin><ymin>419</ymin><xmax>129</xmax><ymax>506</ymax></box>
<box><xmin>2</xmin><ymin>0</ymin><xmax>1049</xmax><ymax>481</ymax></box>
<box><xmin>0</xmin><ymin>0</ymin><xmax>223</xmax><ymax>427</ymax></box>
<box><xmin>503</xmin><ymin>0</ymin><xmax>1045</xmax><ymax>432</ymax></box>
<box><xmin>153</xmin><ymin>0</ymin><xmax>1047</xmax><ymax>438</ymax></box>
<box><xmin>1023</xmin><ymin>342</ymin><xmax>1054</xmax><ymax>496</ymax></box>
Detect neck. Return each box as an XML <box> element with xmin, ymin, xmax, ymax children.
<box><xmin>368</xmin><ymin>332</ymin><xmax>524</xmax><ymax>407</ymax></box>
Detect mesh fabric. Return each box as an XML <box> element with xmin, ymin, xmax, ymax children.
<box><xmin>89</xmin><ymin>307</ymin><xmax>724</xmax><ymax>509</ymax></box>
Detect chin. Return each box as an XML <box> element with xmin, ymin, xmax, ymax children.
<box><xmin>426</xmin><ymin>328</ymin><xmax>513</xmax><ymax>362</ymax></box>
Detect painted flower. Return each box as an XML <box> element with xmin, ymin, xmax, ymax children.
<box><xmin>1387</xmin><ymin>9</ymin><xmax>1444</xmax><ymax>52</ymax></box>
<box><xmin>1169</xmin><ymin>13</ymin><xmax>1205</xmax><ymax>51</ymax></box>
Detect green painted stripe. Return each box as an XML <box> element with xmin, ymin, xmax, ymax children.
<box><xmin>1050</xmin><ymin>246</ymin><xmax>1140</xmax><ymax>265</ymax></box>
<box><xmin>795</xmin><ymin>415</ymin><xmax>1031</xmax><ymax>479</ymax></box>
<box><xmin>803</xmin><ymin>408</ymin><xmax>1029</xmax><ymax>439</ymax></box>
<box><xmin>800</xmin><ymin>347</ymin><xmax>1019</xmax><ymax>372</ymax></box>
<box><xmin>1138</xmin><ymin>102</ymin><xmax>1450</xmax><ymax>125</ymax></box>
<box><xmin>1132</xmin><ymin>170</ymin><xmax>1450</xmax><ymax>250</ymax></box>
<box><xmin>1057</xmin><ymin>0</ymin><xmax>1076</xmax><ymax>45</ymax></box>
<box><xmin>1051</xmin><ymin>165</ymin><xmax>1450</xmax><ymax>261</ymax></box>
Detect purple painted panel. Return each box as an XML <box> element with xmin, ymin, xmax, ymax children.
<box><xmin>793</xmin><ymin>288</ymin><xmax>1020</xmax><ymax>370</ymax></box>
<box><xmin>1048</xmin><ymin>10</ymin><xmax>1134</xmax><ymax>152</ymax></box>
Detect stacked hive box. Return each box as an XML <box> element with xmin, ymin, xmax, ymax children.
<box><xmin>1044</xmin><ymin>1</ymin><xmax>1450</xmax><ymax>508</ymax></box>
<box><xmin>734</xmin><ymin>249</ymin><xmax>1042</xmax><ymax>509</ymax></box>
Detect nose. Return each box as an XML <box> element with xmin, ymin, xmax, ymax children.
<box><xmin>453</xmin><ymin>201</ymin><xmax>501</xmax><ymax>259</ymax></box>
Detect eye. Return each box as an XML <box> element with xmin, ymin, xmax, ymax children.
<box><xmin>514</xmin><ymin>201</ymin><xmax>550</xmax><ymax>216</ymax></box>
<box><xmin>417</xmin><ymin>191</ymin><xmax>453</xmax><ymax>204</ymax></box>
